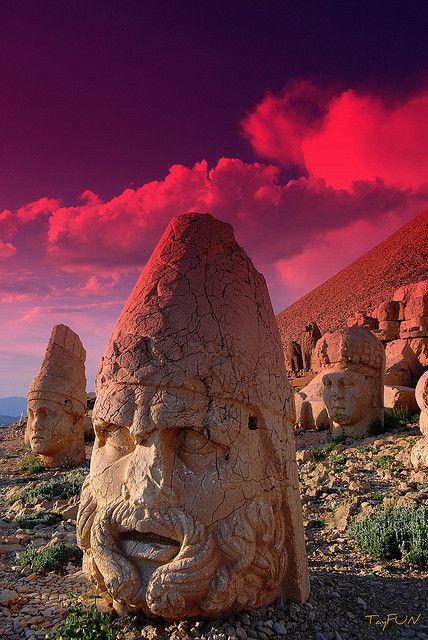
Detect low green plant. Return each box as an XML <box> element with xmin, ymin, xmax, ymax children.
<box><xmin>4</xmin><ymin>452</ymin><xmax>19</xmax><ymax>459</ymax></box>
<box><xmin>383</xmin><ymin>406</ymin><xmax>420</xmax><ymax>432</ymax></box>
<box><xmin>328</xmin><ymin>452</ymin><xmax>347</xmax><ymax>472</ymax></box>
<box><xmin>348</xmin><ymin>506</ymin><xmax>428</xmax><ymax>566</ymax></box>
<box><xmin>313</xmin><ymin>435</ymin><xmax>346</xmax><ymax>462</ymax></box>
<box><xmin>373</xmin><ymin>454</ymin><xmax>404</xmax><ymax>473</ymax></box>
<box><xmin>14</xmin><ymin>511</ymin><xmax>63</xmax><ymax>528</ymax></box>
<box><xmin>16</xmin><ymin>542</ymin><xmax>82</xmax><ymax>573</ymax></box>
<box><xmin>19</xmin><ymin>454</ymin><xmax>45</xmax><ymax>474</ymax></box>
<box><xmin>6</xmin><ymin>467</ymin><xmax>88</xmax><ymax>506</ymax></box>
<box><xmin>355</xmin><ymin>444</ymin><xmax>375</xmax><ymax>454</ymax></box>
<box><xmin>45</xmin><ymin>594</ymin><xmax>135</xmax><ymax>640</ymax></box>
<box><xmin>366</xmin><ymin>491</ymin><xmax>385</xmax><ymax>501</ymax></box>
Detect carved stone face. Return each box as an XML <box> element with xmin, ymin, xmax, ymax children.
<box><xmin>322</xmin><ymin>369</ymin><xmax>372</xmax><ymax>426</ymax></box>
<box><xmin>27</xmin><ymin>397</ymin><xmax>74</xmax><ymax>457</ymax></box>
<box><xmin>85</xmin><ymin>380</ymin><xmax>286</xmax><ymax>618</ymax></box>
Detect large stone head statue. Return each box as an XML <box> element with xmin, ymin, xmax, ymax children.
<box><xmin>318</xmin><ymin>325</ymin><xmax>385</xmax><ymax>438</ymax></box>
<box><xmin>77</xmin><ymin>212</ymin><xmax>309</xmax><ymax>619</ymax></box>
<box><xmin>26</xmin><ymin>324</ymin><xmax>86</xmax><ymax>467</ymax></box>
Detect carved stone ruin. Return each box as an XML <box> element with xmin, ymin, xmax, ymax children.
<box><xmin>300</xmin><ymin>322</ymin><xmax>321</xmax><ymax>371</ymax></box>
<box><xmin>287</xmin><ymin>340</ymin><xmax>303</xmax><ymax>373</ymax></box>
<box><xmin>77</xmin><ymin>212</ymin><xmax>309</xmax><ymax>619</ymax></box>
<box><xmin>411</xmin><ymin>371</ymin><xmax>428</xmax><ymax>470</ymax></box>
<box><xmin>321</xmin><ymin>326</ymin><xmax>385</xmax><ymax>438</ymax></box>
<box><xmin>26</xmin><ymin>324</ymin><xmax>86</xmax><ymax>468</ymax></box>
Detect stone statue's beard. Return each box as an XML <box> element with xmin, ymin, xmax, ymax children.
<box><xmin>77</xmin><ymin>480</ymin><xmax>287</xmax><ymax>619</ymax></box>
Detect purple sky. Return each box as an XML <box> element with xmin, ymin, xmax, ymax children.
<box><xmin>1</xmin><ymin>1</ymin><xmax>428</xmax><ymax>395</ymax></box>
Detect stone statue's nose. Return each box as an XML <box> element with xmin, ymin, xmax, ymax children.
<box><xmin>127</xmin><ymin>428</ymin><xmax>177</xmax><ymax>507</ymax></box>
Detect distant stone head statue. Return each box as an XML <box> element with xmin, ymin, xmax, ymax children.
<box><xmin>26</xmin><ymin>324</ymin><xmax>86</xmax><ymax>467</ymax></box>
<box><xmin>319</xmin><ymin>325</ymin><xmax>385</xmax><ymax>438</ymax></box>
<box><xmin>77</xmin><ymin>212</ymin><xmax>309</xmax><ymax>619</ymax></box>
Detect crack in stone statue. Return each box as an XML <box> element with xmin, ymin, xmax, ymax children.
<box><xmin>26</xmin><ymin>324</ymin><xmax>86</xmax><ymax>468</ymax></box>
<box><xmin>77</xmin><ymin>212</ymin><xmax>309</xmax><ymax>619</ymax></box>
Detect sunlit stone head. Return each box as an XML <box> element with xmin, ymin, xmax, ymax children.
<box><xmin>320</xmin><ymin>325</ymin><xmax>385</xmax><ymax>438</ymax></box>
<box><xmin>77</xmin><ymin>212</ymin><xmax>309</xmax><ymax>619</ymax></box>
<box><xmin>26</xmin><ymin>324</ymin><xmax>86</xmax><ymax>467</ymax></box>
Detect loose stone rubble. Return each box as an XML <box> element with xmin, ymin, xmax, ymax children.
<box><xmin>1</xmin><ymin>417</ymin><xmax>427</xmax><ymax>640</ymax></box>
<box><xmin>26</xmin><ymin>325</ymin><xmax>87</xmax><ymax>468</ymax></box>
<box><xmin>77</xmin><ymin>212</ymin><xmax>309</xmax><ymax>619</ymax></box>
<box><xmin>411</xmin><ymin>371</ymin><xmax>428</xmax><ymax>470</ymax></box>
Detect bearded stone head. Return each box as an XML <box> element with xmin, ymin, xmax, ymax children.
<box><xmin>320</xmin><ymin>325</ymin><xmax>385</xmax><ymax>438</ymax></box>
<box><xmin>26</xmin><ymin>324</ymin><xmax>86</xmax><ymax>468</ymax></box>
<box><xmin>77</xmin><ymin>212</ymin><xmax>309</xmax><ymax>619</ymax></box>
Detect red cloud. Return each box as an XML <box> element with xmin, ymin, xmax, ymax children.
<box><xmin>243</xmin><ymin>81</ymin><xmax>428</xmax><ymax>189</ymax></box>
<box><xmin>46</xmin><ymin>158</ymin><xmax>418</xmax><ymax>272</ymax></box>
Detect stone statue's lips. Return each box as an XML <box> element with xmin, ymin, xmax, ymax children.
<box><xmin>119</xmin><ymin>531</ymin><xmax>180</xmax><ymax>564</ymax></box>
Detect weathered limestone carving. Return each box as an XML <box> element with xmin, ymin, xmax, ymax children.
<box><xmin>287</xmin><ymin>340</ymin><xmax>303</xmax><ymax>373</ymax></box>
<box><xmin>411</xmin><ymin>371</ymin><xmax>428</xmax><ymax>470</ymax></box>
<box><xmin>320</xmin><ymin>326</ymin><xmax>385</xmax><ymax>438</ymax></box>
<box><xmin>77</xmin><ymin>212</ymin><xmax>309</xmax><ymax>619</ymax></box>
<box><xmin>300</xmin><ymin>322</ymin><xmax>321</xmax><ymax>371</ymax></box>
<box><xmin>26</xmin><ymin>324</ymin><xmax>86</xmax><ymax>468</ymax></box>
<box><xmin>305</xmin><ymin>326</ymin><xmax>385</xmax><ymax>437</ymax></box>
<box><xmin>294</xmin><ymin>373</ymin><xmax>331</xmax><ymax>431</ymax></box>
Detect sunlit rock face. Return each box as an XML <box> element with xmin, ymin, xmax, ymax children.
<box><xmin>411</xmin><ymin>371</ymin><xmax>428</xmax><ymax>470</ymax></box>
<box><xmin>26</xmin><ymin>324</ymin><xmax>86</xmax><ymax>468</ymax></box>
<box><xmin>77</xmin><ymin>212</ymin><xmax>309</xmax><ymax>620</ymax></box>
<box><xmin>318</xmin><ymin>326</ymin><xmax>385</xmax><ymax>439</ymax></box>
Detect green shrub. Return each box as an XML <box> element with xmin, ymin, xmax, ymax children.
<box><xmin>6</xmin><ymin>467</ymin><xmax>88</xmax><ymax>506</ymax></box>
<box><xmin>348</xmin><ymin>506</ymin><xmax>428</xmax><ymax>566</ymax></box>
<box><xmin>14</xmin><ymin>511</ymin><xmax>63</xmax><ymax>528</ymax></box>
<box><xmin>19</xmin><ymin>454</ymin><xmax>45</xmax><ymax>474</ymax></box>
<box><xmin>16</xmin><ymin>542</ymin><xmax>83</xmax><ymax>573</ymax></box>
<box><xmin>373</xmin><ymin>455</ymin><xmax>404</xmax><ymax>473</ymax></box>
<box><xmin>366</xmin><ymin>491</ymin><xmax>385</xmax><ymax>501</ymax></box>
<box><xmin>45</xmin><ymin>594</ymin><xmax>135</xmax><ymax>640</ymax></box>
<box><xmin>313</xmin><ymin>435</ymin><xmax>347</xmax><ymax>462</ymax></box>
<box><xmin>383</xmin><ymin>406</ymin><xmax>420</xmax><ymax>432</ymax></box>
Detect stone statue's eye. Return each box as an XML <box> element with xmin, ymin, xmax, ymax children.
<box><xmin>105</xmin><ymin>426</ymin><xmax>135</xmax><ymax>454</ymax></box>
<box><xmin>248</xmin><ymin>415</ymin><xmax>258</xmax><ymax>430</ymax></box>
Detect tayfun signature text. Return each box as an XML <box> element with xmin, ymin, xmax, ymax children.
<box><xmin>365</xmin><ymin>613</ymin><xmax>422</xmax><ymax>631</ymax></box>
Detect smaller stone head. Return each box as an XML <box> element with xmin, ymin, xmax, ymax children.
<box><xmin>26</xmin><ymin>325</ymin><xmax>87</xmax><ymax>467</ymax></box>
<box><xmin>320</xmin><ymin>326</ymin><xmax>385</xmax><ymax>438</ymax></box>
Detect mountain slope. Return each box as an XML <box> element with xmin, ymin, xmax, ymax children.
<box><xmin>276</xmin><ymin>209</ymin><xmax>428</xmax><ymax>352</ymax></box>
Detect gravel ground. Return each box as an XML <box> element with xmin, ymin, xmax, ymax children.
<box><xmin>0</xmin><ymin>420</ymin><xmax>427</xmax><ymax>640</ymax></box>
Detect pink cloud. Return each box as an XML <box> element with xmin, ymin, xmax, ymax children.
<box><xmin>243</xmin><ymin>81</ymin><xmax>428</xmax><ymax>190</ymax></box>
<box><xmin>0</xmin><ymin>241</ymin><xmax>16</xmax><ymax>258</ymax></box>
<box><xmin>16</xmin><ymin>197</ymin><xmax>60</xmax><ymax>222</ymax></box>
<box><xmin>44</xmin><ymin>158</ymin><xmax>420</xmax><ymax>272</ymax></box>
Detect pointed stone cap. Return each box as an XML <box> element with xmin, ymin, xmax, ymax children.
<box><xmin>97</xmin><ymin>212</ymin><xmax>288</xmax><ymax>416</ymax></box>
<box><xmin>28</xmin><ymin>324</ymin><xmax>87</xmax><ymax>415</ymax></box>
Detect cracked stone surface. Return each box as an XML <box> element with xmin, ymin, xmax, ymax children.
<box><xmin>77</xmin><ymin>212</ymin><xmax>309</xmax><ymax>619</ymax></box>
<box><xmin>411</xmin><ymin>371</ymin><xmax>428</xmax><ymax>470</ymax></box>
<box><xmin>298</xmin><ymin>326</ymin><xmax>385</xmax><ymax>439</ymax></box>
<box><xmin>26</xmin><ymin>324</ymin><xmax>86</xmax><ymax>468</ymax></box>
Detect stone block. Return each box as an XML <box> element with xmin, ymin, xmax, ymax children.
<box><xmin>383</xmin><ymin>385</ymin><xmax>418</xmax><ymax>412</ymax></box>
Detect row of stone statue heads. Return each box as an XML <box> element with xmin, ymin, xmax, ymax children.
<box><xmin>24</xmin><ymin>212</ymin><xmax>427</xmax><ymax>620</ymax></box>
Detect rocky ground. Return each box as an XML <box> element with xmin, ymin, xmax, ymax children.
<box><xmin>0</xmin><ymin>420</ymin><xmax>427</xmax><ymax>640</ymax></box>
